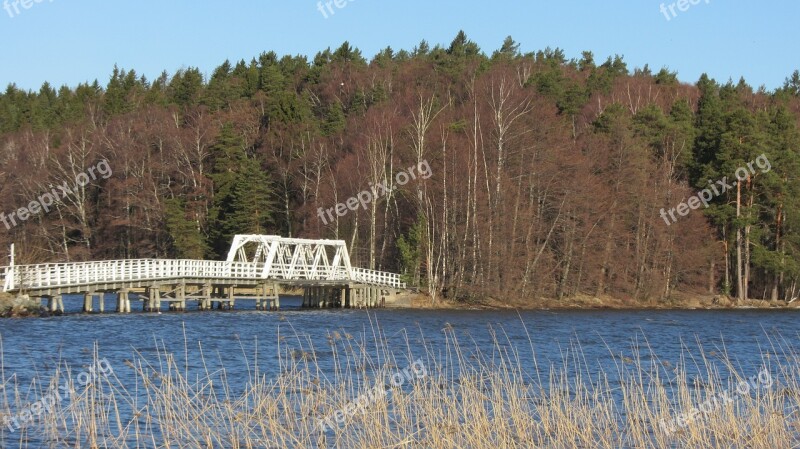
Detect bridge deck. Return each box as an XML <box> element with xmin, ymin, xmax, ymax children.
<box><xmin>1</xmin><ymin>236</ymin><xmax>407</xmax><ymax>315</ymax></box>
<box><xmin>2</xmin><ymin>259</ymin><xmax>404</xmax><ymax>295</ymax></box>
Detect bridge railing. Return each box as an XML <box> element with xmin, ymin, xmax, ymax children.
<box><xmin>352</xmin><ymin>267</ymin><xmax>406</xmax><ymax>289</ymax></box>
<box><xmin>1</xmin><ymin>265</ymin><xmax>10</xmax><ymax>292</ymax></box>
<box><xmin>1</xmin><ymin>259</ymin><xmax>403</xmax><ymax>292</ymax></box>
<box><xmin>2</xmin><ymin>259</ymin><xmax>256</xmax><ymax>291</ymax></box>
<box><xmin>265</xmin><ymin>263</ymin><xmax>350</xmax><ymax>282</ymax></box>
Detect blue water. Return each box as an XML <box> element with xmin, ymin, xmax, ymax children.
<box><xmin>1</xmin><ymin>306</ymin><xmax>798</xmax><ymax>447</ymax></box>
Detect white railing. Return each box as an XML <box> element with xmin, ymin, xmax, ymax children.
<box><xmin>1</xmin><ymin>258</ymin><xmax>405</xmax><ymax>292</ymax></box>
<box><xmin>353</xmin><ymin>267</ymin><xmax>406</xmax><ymax>289</ymax></box>
<box><xmin>1</xmin><ymin>265</ymin><xmax>10</xmax><ymax>293</ymax></box>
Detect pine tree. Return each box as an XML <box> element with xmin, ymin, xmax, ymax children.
<box><xmin>207</xmin><ymin>124</ymin><xmax>275</xmax><ymax>258</ymax></box>
<box><xmin>164</xmin><ymin>198</ymin><xmax>208</xmax><ymax>259</ymax></box>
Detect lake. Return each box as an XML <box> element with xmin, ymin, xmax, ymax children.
<box><xmin>1</xmin><ymin>304</ymin><xmax>799</xmax><ymax>448</ymax></box>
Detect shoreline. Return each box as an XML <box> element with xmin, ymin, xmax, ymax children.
<box><xmin>403</xmin><ymin>292</ymin><xmax>800</xmax><ymax>312</ymax></box>
<box><xmin>2</xmin><ymin>291</ymin><xmax>798</xmax><ymax>318</ymax></box>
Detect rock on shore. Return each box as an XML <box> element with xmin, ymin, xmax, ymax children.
<box><xmin>0</xmin><ymin>292</ymin><xmax>47</xmax><ymax>317</ymax></box>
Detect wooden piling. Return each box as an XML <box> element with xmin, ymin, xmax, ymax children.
<box><xmin>178</xmin><ymin>284</ymin><xmax>186</xmax><ymax>311</ymax></box>
<box><xmin>83</xmin><ymin>293</ymin><xmax>93</xmax><ymax>313</ymax></box>
<box><xmin>117</xmin><ymin>290</ymin><xmax>131</xmax><ymax>313</ymax></box>
<box><xmin>45</xmin><ymin>296</ymin><xmax>55</xmax><ymax>313</ymax></box>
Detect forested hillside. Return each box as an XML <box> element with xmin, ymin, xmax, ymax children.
<box><xmin>3</xmin><ymin>32</ymin><xmax>800</xmax><ymax>304</ymax></box>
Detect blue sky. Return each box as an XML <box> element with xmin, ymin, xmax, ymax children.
<box><xmin>1</xmin><ymin>0</ymin><xmax>797</xmax><ymax>92</ymax></box>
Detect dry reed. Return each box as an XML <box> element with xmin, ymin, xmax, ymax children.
<box><xmin>1</xmin><ymin>320</ymin><xmax>799</xmax><ymax>448</ymax></box>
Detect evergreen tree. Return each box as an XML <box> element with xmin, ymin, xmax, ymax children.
<box><xmin>164</xmin><ymin>198</ymin><xmax>208</xmax><ymax>259</ymax></box>
<box><xmin>169</xmin><ymin>67</ymin><xmax>204</xmax><ymax>108</ymax></box>
<box><xmin>207</xmin><ymin>124</ymin><xmax>275</xmax><ymax>258</ymax></box>
<box><xmin>492</xmin><ymin>36</ymin><xmax>520</xmax><ymax>61</ymax></box>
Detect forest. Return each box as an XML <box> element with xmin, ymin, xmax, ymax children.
<box><xmin>2</xmin><ymin>32</ymin><xmax>800</xmax><ymax>304</ymax></box>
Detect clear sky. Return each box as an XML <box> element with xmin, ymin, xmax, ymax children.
<box><xmin>1</xmin><ymin>0</ymin><xmax>797</xmax><ymax>92</ymax></box>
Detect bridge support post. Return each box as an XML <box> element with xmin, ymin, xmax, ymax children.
<box><xmin>43</xmin><ymin>296</ymin><xmax>53</xmax><ymax>313</ymax></box>
<box><xmin>200</xmin><ymin>284</ymin><xmax>211</xmax><ymax>310</ymax></box>
<box><xmin>344</xmin><ymin>286</ymin><xmax>351</xmax><ymax>309</ymax></box>
<box><xmin>55</xmin><ymin>295</ymin><xmax>64</xmax><ymax>313</ymax></box>
<box><xmin>256</xmin><ymin>283</ymin><xmax>265</xmax><ymax>310</ymax></box>
<box><xmin>117</xmin><ymin>290</ymin><xmax>130</xmax><ymax>313</ymax></box>
<box><xmin>177</xmin><ymin>284</ymin><xmax>186</xmax><ymax>311</ymax></box>
<box><xmin>83</xmin><ymin>293</ymin><xmax>94</xmax><ymax>313</ymax></box>
<box><xmin>228</xmin><ymin>286</ymin><xmax>235</xmax><ymax>310</ymax></box>
<box><xmin>98</xmin><ymin>292</ymin><xmax>105</xmax><ymax>313</ymax></box>
<box><xmin>147</xmin><ymin>286</ymin><xmax>160</xmax><ymax>312</ymax></box>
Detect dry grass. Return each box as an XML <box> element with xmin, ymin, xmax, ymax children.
<box><xmin>2</xmin><ymin>321</ymin><xmax>800</xmax><ymax>448</ymax></box>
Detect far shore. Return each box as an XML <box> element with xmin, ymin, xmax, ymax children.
<box><xmin>404</xmin><ymin>292</ymin><xmax>800</xmax><ymax>311</ymax></box>
<box><xmin>3</xmin><ymin>291</ymin><xmax>798</xmax><ymax>318</ymax></box>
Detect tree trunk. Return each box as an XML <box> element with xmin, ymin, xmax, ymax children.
<box><xmin>736</xmin><ymin>181</ymin><xmax>744</xmax><ymax>302</ymax></box>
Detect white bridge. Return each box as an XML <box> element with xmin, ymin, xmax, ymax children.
<box><xmin>0</xmin><ymin>236</ymin><xmax>406</xmax><ymax>313</ymax></box>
